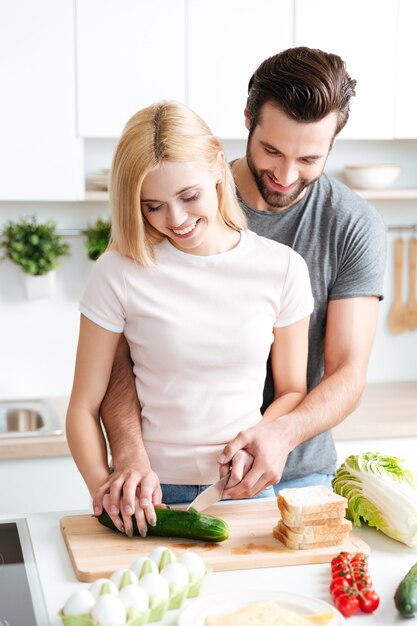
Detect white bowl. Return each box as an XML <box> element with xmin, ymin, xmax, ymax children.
<box><xmin>343</xmin><ymin>164</ymin><xmax>401</xmax><ymax>189</ymax></box>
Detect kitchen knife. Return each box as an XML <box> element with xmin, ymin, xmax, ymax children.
<box><xmin>186</xmin><ymin>472</ymin><xmax>231</xmax><ymax>512</ymax></box>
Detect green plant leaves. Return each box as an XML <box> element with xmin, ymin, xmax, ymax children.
<box><xmin>84</xmin><ymin>218</ymin><xmax>111</xmax><ymax>261</ymax></box>
<box><xmin>0</xmin><ymin>215</ymin><xmax>70</xmax><ymax>276</ymax></box>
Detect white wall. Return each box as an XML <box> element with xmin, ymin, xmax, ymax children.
<box><xmin>1</xmin><ymin>139</ymin><xmax>416</xmax><ymax>400</ymax></box>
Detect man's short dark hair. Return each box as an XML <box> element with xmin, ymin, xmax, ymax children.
<box><xmin>246</xmin><ymin>47</ymin><xmax>357</xmax><ymax>135</ymax></box>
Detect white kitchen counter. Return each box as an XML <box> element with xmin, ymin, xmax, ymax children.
<box><xmin>5</xmin><ymin>500</ymin><xmax>417</xmax><ymax>626</ymax></box>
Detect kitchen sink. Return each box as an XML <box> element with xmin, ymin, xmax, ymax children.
<box><xmin>0</xmin><ymin>399</ymin><xmax>63</xmax><ymax>438</ymax></box>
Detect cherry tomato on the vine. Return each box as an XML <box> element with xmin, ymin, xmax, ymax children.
<box><xmin>335</xmin><ymin>593</ymin><xmax>360</xmax><ymax>617</ymax></box>
<box><xmin>359</xmin><ymin>590</ymin><xmax>380</xmax><ymax>613</ymax></box>
<box><xmin>330</xmin><ymin>578</ymin><xmax>351</xmax><ymax>594</ymax></box>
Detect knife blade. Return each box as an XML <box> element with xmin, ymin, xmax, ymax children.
<box><xmin>186</xmin><ymin>471</ymin><xmax>231</xmax><ymax>512</ymax></box>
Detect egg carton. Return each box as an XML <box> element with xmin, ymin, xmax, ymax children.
<box><xmin>59</xmin><ymin>546</ymin><xmax>210</xmax><ymax>626</ymax></box>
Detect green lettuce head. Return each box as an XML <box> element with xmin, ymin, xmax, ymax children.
<box><xmin>332</xmin><ymin>452</ymin><xmax>417</xmax><ymax>547</ymax></box>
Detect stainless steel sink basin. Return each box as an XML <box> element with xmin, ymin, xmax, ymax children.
<box><xmin>0</xmin><ymin>400</ymin><xmax>63</xmax><ymax>438</ymax></box>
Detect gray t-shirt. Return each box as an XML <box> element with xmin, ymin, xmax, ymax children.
<box><xmin>237</xmin><ymin>173</ymin><xmax>386</xmax><ymax>480</ymax></box>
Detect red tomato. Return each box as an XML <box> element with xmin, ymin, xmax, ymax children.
<box><xmin>330</xmin><ymin>578</ymin><xmax>351</xmax><ymax>594</ymax></box>
<box><xmin>354</xmin><ymin>571</ymin><xmax>371</xmax><ymax>583</ymax></box>
<box><xmin>331</xmin><ymin>556</ymin><xmax>350</xmax><ymax>569</ymax></box>
<box><xmin>359</xmin><ymin>590</ymin><xmax>380</xmax><ymax>613</ymax></box>
<box><xmin>351</xmin><ymin>552</ymin><xmax>367</xmax><ymax>562</ymax></box>
<box><xmin>356</xmin><ymin>579</ymin><xmax>373</xmax><ymax>591</ymax></box>
<box><xmin>332</xmin><ymin>571</ymin><xmax>353</xmax><ymax>585</ymax></box>
<box><xmin>335</xmin><ymin>593</ymin><xmax>360</xmax><ymax>617</ymax></box>
<box><xmin>338</xmin><ymin>551</ymin><xmax>353</xmax><ymax>560</ymax></box>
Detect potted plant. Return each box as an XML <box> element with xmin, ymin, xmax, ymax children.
<box><xmin>84</xmin><ymin>217</ymin><xmax>112</xmax><ymax>261</ymax></box>
<box><xmin>0</xmin><ymin>215</ymin><xmax>70</xmax><ymax>299</ymax></box>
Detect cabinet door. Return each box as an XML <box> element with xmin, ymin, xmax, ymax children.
<box><xmin>395</xmin><ymin>0</ymin><xmax>417</xmax><ymax>138</ymax></box>
<box><xmin>295</xmin><ymin>0</ymin><xmax>397</xmax><ymax>140</ymax></box>
<box><xmin>0</xmin><ymin>0</ymin><xmax>84</xmax><ymax>200</ymax></box>
<box><xmin>76</xmin><ymin>0</ymin><xmax>186</xmax><ymax>138</ymax></box>
<box><xmin>187</xmin><ymin>0</ymin><xmax>294</xmax><ymax>139</ymax></box>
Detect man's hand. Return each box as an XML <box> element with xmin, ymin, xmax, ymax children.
<box><xmin>92</xmin><ymin>466</ymin><xmax>162</xmax><ymax>537</ymax></box>
<box><xmin>218</xmin><ymin>421</ymin><xmax>292</xmax><ymax>498</ymax></box>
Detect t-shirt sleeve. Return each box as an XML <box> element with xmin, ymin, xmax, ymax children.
<box><xmin>329</xmin><ymin>207</ymin><xmax>386</xmax><ymax>301</ymax></box>
<box><xmin>275</xmin><ymin>248</ymin><xmax>314</xmax><ymax>327</ymax></box>
<box><xmin>79</xmin><ymin>252</ymin><xmax>126</xmax><ymax>333</ymax></box>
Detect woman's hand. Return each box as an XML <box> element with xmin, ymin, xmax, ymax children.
<box><xmin>92</xmin><ymin>466</ymin><xmax>162</xmax><ymax>537</ymax></box>
<box><xmin>219</xmin><ymin>449</ymin><xmax>254</xmax><ymax>492</ymax></box>
<box><xmin>219</xmin><ymin>420</ymin><xmax>292</xmax><ymax>498</ymax></box>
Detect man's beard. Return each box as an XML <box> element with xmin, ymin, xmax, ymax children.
<box><xmin>246</xmin><ymin>147</ymin><xmax>319</xmax><ymax>210</ymax></box>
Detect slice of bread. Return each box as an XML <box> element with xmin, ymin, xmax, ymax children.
<box><xmin>277</xmin><ymin>485</ymin><xmax>347</xmax><ymax>517</ymax></box>
<box><xmin>276</xmin><ymin>519</ymin><xmax>352</xmax><ymax>542</ymax></box>
<box><xmin>280</xmin><ymin>508</ymin><xmax>347</xmax><ymax>527</ymax></box>
<box><xmin>273</xmin><ymin>525</ymin><xmax>349</xmax><ymax>551</ymax></box>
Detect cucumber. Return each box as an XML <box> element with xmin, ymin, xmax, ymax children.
<box><xmin>97</xmin><ymin>507</ymin><xmax>230</xmax><ymax>542</ymax></box>
<box><xmin>394</xmin><ymin>561</ymin><xmax>417</xmax><ymax>617</ymax></box>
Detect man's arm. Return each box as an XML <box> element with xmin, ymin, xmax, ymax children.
<box><xmin>95</xmin><ymin>334</ymin><xmax>162</xmax><ymax>536</ymax></box>
<box><xmin>219</xmin><ymin>296</ymin><xmax>380</xmax><ymax>498</ymax></box>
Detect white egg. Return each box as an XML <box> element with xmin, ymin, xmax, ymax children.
<box><xmin>177</xmin><ymin>551</ymin><xmax>206</xmax><ymax>578</ymax></box>
<box><xmin>138</xmin><ymin>572</ymin><xmax>170</xmax><ymax>600</ymax></box>
<box><xmin>89</xmin><ymin>577</ymin><xmax>118</xmax><ymax>599</ymax></box>
<box><xmin>110</xmin><ymin>567</ymin><xmax>138</xmax><ymax>589</ymax></box>
<box><xmin>148</xmin><ymin>546</ymin><xmax>176</xmax><ymax>569</ymax></box>
<box><xmin>63</xmin><ymin>589</ymin><xmax>95</xmax><ymax>616</ymax></box>
<box><xmin>160</xmin><ymin>562</ymin><xmax>189</xmax><ymax>588</ymax></box>
<box><xmin>119</xmin><ymin>584</ymin><xmax>149</xmax><ymax>611</ymax></box>
<box><xmin>91</xmin><ymin>594</ymin><xmax>126</xmax><ymax>626</ymax></box>
<box><xmin>130</xmin><ymin>556</ymin><xmax>158</xmax><ymax>578</ymax></box>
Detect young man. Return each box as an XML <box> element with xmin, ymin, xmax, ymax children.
<box><xmin>93</xmin><ymin>47</ymin><xmax>386</xmax><ymax>535</ymax></box>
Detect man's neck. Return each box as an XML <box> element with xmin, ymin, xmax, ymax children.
<box><xmin>232</xmin><ymin>157</ymin><xmax>306</xmax><ymax>213</ymax></box>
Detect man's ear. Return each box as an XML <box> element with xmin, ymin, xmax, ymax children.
<box><xmin>244</xmin><ymin>107</ymin><xmax>251</xmax><ymax>131</ymax></box>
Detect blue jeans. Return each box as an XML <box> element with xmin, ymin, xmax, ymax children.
<box><xmin>273</xmin><ymin>472</ymin><xmax>334</xmax><ymax>495</ymax></box>
<box><xmin>160</xmin><ymin>482</ymin><xmax>275</xmax><ymax>505</ymax></box>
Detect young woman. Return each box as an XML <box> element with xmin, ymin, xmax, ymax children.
<box><xmin>66</xmin><ymin>101</ymin><xmax>313</xmax><ymax>535</ymax></box>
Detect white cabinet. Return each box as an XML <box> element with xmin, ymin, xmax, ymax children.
<box><xmin>76</xmin><ymin>0</ymin><xmax>186</xmax><ymax>138</ymax></box>
<box><xmin>294</xmin><ymin>0</ymin><xmax>397</xmax><ymax>140</ymax></box>
<box><xmin>0</xmin><ymin>0</ymin><xmax>84</xmax><ymax>200</ymax></box>
<box><xmin>395</xmin><ymin>0</ymin><xmax>417</xmax><ymax>138</ymax></box>
<box><xmin>187</xmin><ymin>0</ymin><xmax>294</xmax><ymax>139</ymax></box>
<box><xmin>0</xmin><ymin>456</ymin><xmax>91</xmax><ymax>515</ymax></box>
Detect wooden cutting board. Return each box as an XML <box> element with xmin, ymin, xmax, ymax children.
<box><xmin>61</xmin><ymin>500</ymin><xmax>370</xmax><ymax>582</ymax></box>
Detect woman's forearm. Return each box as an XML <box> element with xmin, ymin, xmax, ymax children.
<box><xmin>66</xmin><ymin>405</ymin><xmax>111</xmax><ymax>496</ymax></box>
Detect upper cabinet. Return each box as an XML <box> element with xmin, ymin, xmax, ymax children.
<box><xmin>0</xmin><ymin>0</ymin><xmax>84</xmax><ymax>200</ymax></box>
<box><xmin>294</xmin><ymin>0</ymin><xmax>397</xmax><ymax>140</ymax></box>
<box><xmin>395</xmin><ymin>0</ymin><xmax>417</xmax><ymax>138</ymax></box>
<box><xmin>75</xmin><ymin>0</ymin><xmax>186</xmax><ymax>138</ymax></box>
<box><xmin>187</xmin><ymin>0</ymin><xmax>294</xmax><ymax>139</ymax></box>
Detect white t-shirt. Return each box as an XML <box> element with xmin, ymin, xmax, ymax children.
<box><xmin>80</xmin><ymin>229</ymin><xmax>313</xmax><ymax>484</ymax></box>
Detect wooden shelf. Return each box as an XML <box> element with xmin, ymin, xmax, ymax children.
<box><xmin>353</xmin><ymin>188</ymin><xmax>417</xmax><ymax>200</ymax></box>
<box><xmin>84</xmin><ymin>189</ymin><xmax>417</xmax><ymax>202</ymax></box>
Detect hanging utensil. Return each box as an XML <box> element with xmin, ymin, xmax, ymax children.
<box><xmin>407</xmin><ymin>237</ymin><xmax>417</xmax><ymax>331</ymax></box>
<box><xmin>388</xmin><ymin>238</ymin><xmax>408</xmax><ymax>334</ymax></box>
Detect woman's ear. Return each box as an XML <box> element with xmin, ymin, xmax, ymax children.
<box><xmin>216</xmin><ymin>150</ymin><xmax>225</xmax><ymax>181</ymax></box>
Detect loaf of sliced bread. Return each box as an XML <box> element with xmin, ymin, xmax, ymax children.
<box><xmin>273</xmin><ymin>485</ymin><xmax>350</xmax><ymax>550</ymax></box>
<box><xmin>276</xmin><ymin>519</ymin><xmax>352</xmax><ymax>542</ymax></box>
<box><xmin>273</xmin><ymin>525</ymin><xmax>348</xmax><ymax>551</ymax></box>
<box><xmin>277</xmin><ymin>485</ymin><xmax>347</xmax><ymax>517</ymax></box>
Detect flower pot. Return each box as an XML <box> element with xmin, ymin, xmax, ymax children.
<box><xmin>22</xmin><ymin>270</ymin><xmax>56</xmax><ymax>300</ymax></box>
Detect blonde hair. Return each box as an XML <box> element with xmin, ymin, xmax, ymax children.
<box><xmin>109</xmin><ymin>100</ymin><xmax>247</xmax><ymax>266</ymax></box>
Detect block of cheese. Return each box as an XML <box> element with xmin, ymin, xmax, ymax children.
<box><xmin>205</xmin><ymin>601</ymin><xmax>335</xmax><ymax>626</ymax></box>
